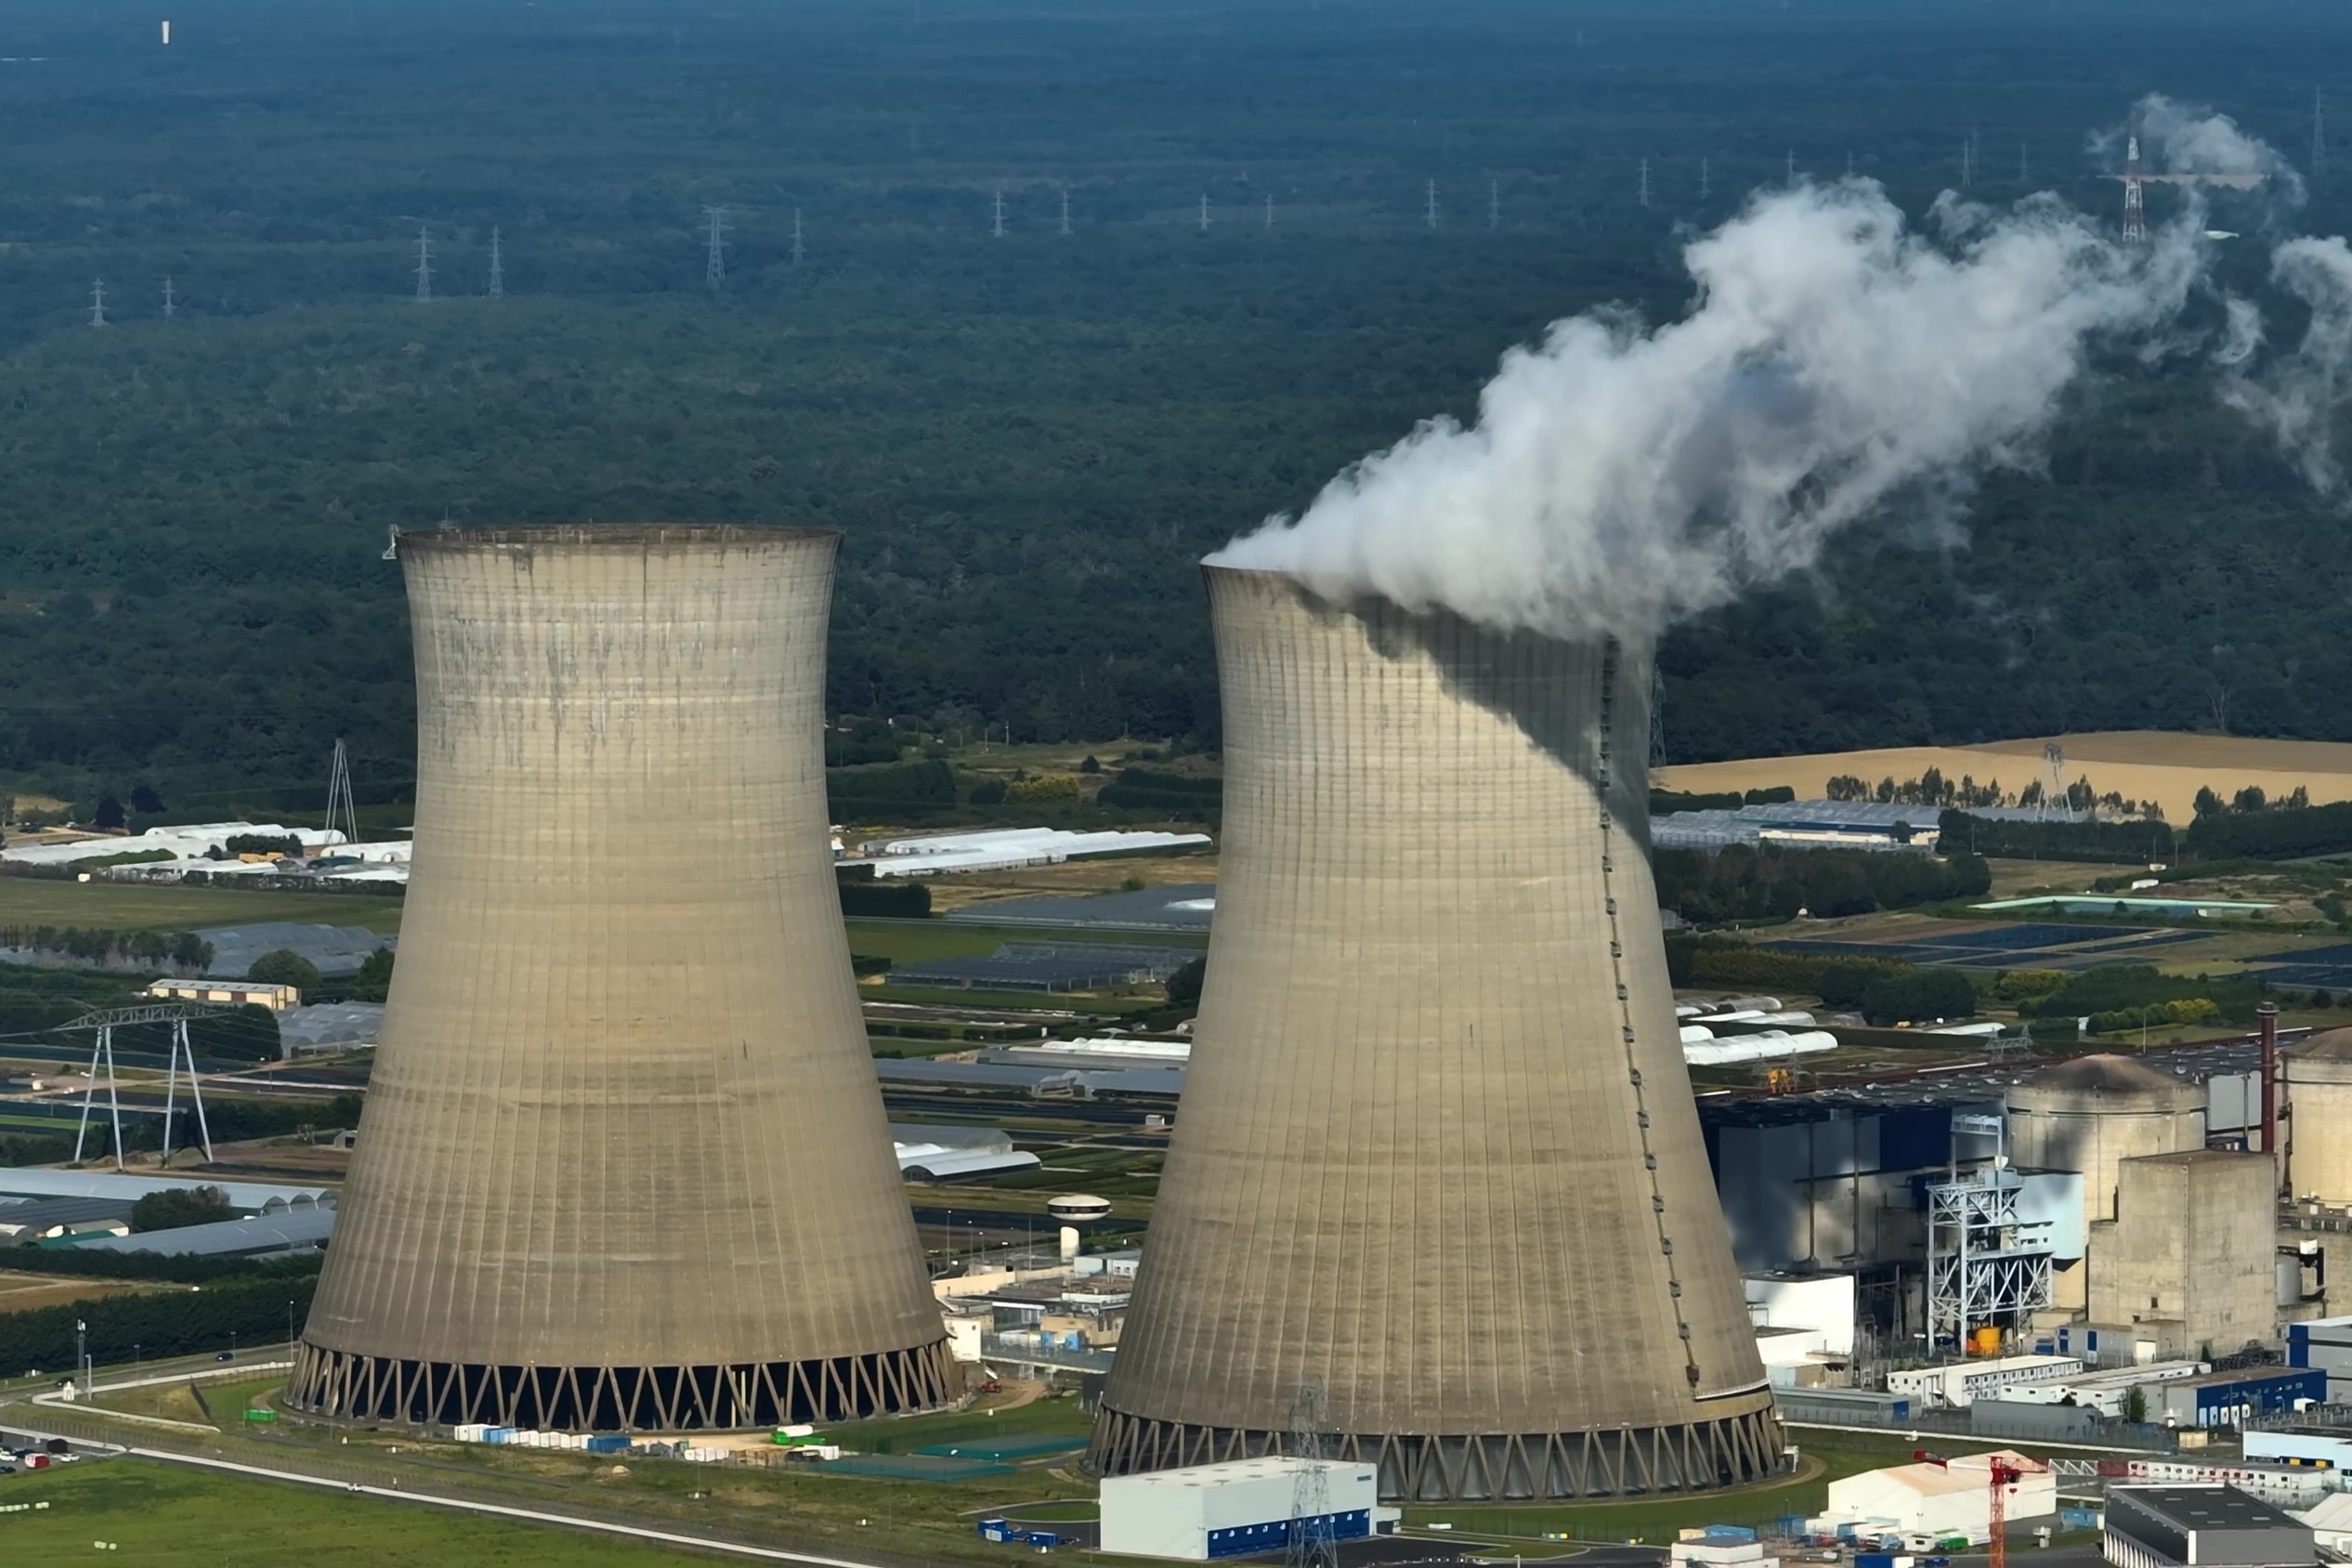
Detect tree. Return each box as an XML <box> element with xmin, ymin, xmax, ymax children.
<box><xmin>968</xmin><ymin>778</ymin><xmax>1008</xmax><ymax>805</ymax></box>
<box><xmin>130</xmin><ymin>1184</ymin><xmax>233</xmax><ymax>1234</ymax></box>
<box><xmin>2194</xmin><ymin>786</ymin><xmax>2226</xmax><ymax>819</ymax></box>
<box><xmin>2234</xmin><ymin>785</ymin><xmax>2269</xmax><ymax>815</ymax></box>
<box><xmin>2122</xmin><ymin>1384</ymin><xmax>2148</xmax><ymax>1424</ymax></box>
<box><xmin>93</xmin><ymin>795</ymin><xmax>126</xmax><ymax>830</ymax></box>
<box><xmin>129</xmin><ymin>785</ymin><xmax>165</xmax><ymax>816</ymax></box>
<box><xmin>1078</xmin><ymin>754</ymin><xmax>1102</xmax><ymax>774</ymax></box>
<box><xmin>1164</xmin><ymin>956</ymin><xmax>1207</xmax><ymax>1009</ymax></box>
<box><xmin>349</xmin><ymin>947</ymin><xmax>395</xmax><ymax>1002</ymax></box>
<box><xmin>246</xmin><ymin>949</ymin><xmax>322</xmax><ymax>998</ymax></box>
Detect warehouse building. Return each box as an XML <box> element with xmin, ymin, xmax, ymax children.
<box><xmin>1817</xmin><ymin>1450</ymin><xmax>2054</xmax><ymax>1543</ymax></box>
<box><xmin>2154</xmin><ymin>1370</ymin><xmax>2326</xmax><ymax>1431</ymax></box>
<box><xmin>2285</xmin><ymin>1316</ymin><xmax>2352</xmax><ymax>1398</ymax></box>
<box><xmin>144</xmin><ymin>977</ymin><xmax>301</xmax><ymax>1012</ymax></box>
<box><xmin>1099</xmin><ymin>1456</ymin><xmax>1381</xmax><ymax>1561</ymax></box>
<box><xmin>2104</xmin><ymin>1486</ymin><xmax>2317</xmax><ymax>1568</ymax></box>
<box><xmin>2089</xmin><ymin>1150</ymin><xmax>2279</xmax><ymax>1363</ymax></box>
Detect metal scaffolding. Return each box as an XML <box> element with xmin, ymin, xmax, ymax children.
<box><xmin>1927</xmin><ymin>1115</ymin><xmax>2054</xmax><ymax>1349</ymax></box>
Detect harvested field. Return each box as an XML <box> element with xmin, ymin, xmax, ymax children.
<box><xmin>921</xmin><ymin>850</ymin><xmax>1218</xmax><ymax>913</ymax></box>
<box><xmin>0</xmin><ymin>1270</ymin><xmax>165</xmax><ymax>1313</ymax></box>
<box><xmin>1656</xmin><ymin>730</ymin><xmax>2352</xmax><ymax>826</ymax></box>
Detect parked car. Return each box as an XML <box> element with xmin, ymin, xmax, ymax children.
<box><xmin>215</xmin><ymin>1352</ymin><xmax>236</xmax><ymax>1363</ymax></box>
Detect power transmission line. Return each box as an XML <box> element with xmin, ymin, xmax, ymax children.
<box><xmin>412</xmin><ymin>224</ymin><xmax>433</xmax><ymax>302</ymax></box>
<box><xmin>488</xmin><ymin>226</ymin><xmax>503</xmax><ymax>298</ymax></box>
<box><xmin>992</xmin><ymin>188</ymin><xmax>1006</xmax><ymax>239</ymax></box>
<box><xmin>88</xmin><ymin>278</ymin><xmax>106</xmax><ymax>328</ymax></box>
<box><xmin>161</xmin><ymin>277</ymin><xmax>176</xmax><ymax>320</ymax></box>
<box><xmin>702</xmin><ymin>205</ymin><xmax>728</xmax><ymax>287</ymax></box>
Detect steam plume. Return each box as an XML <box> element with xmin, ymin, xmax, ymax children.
<box><xmin>2224</xmin><ymin>236</ymin><xmax>2352</xmax><ymax>492</ymax></box>
<box><xmin>1212</xmin><ymin>179</ymin><xmax>2206</xmax><ymax>641</ymax></box>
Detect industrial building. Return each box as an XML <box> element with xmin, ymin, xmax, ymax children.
<box><xmin>71</xmin><ymin>1206</ymin><xmax>334</xmax><ymax>1259</ymax></box>
<box><xmin>2008</xmin><ymin>1054</ymin><xmax>2208</xmax><ymax>1313</ymax></box>
<box><xmin>2089</xmin><ymin>1151</ymin><xmax>2280</xmax><ymax>1362</ymax></box>
<box><xmin>142</xmin><ymin>977</ymin><xmax>302</xmax><ymax>1012</ymax></box>
<box><xmin>844</xmin><ymin>827</ymin><xmax>1210</xmax><ymax>878</ymax></box>
<box><xmin>2104</xmin><ymin>1486</ymin><xmax>2318</xmax><ymax>1568</ymax></box>
<box><xmin>2150</xmin><ymin>1369</ymin><xmax>2325</xmax><ymax>1430</ymax></box>
<box><xmin>2285</xmin><ymin>1316</ymin><xmax>2352</xmax><ymax>1395</ymax></box>
<box><xmin>291</xmin><ymin>524</ymin><xmax>951</xmax><ymax>1431</ymax></box>
<box><xmin>2284</xmin><ymin>1031</ymin><xmax>2352</xmax><ymax>1208</ymax></box>
<box><xmin>2246</xmin><ymin>1425</ymin><xmax>2352</xmax><ymax>1470</ymax></box>
<box><xmin>1098</xmin><ymin>1457</ymin><xmax>1382</xmax><ymax>1561</ymax></box>
<box><xmin>889</xmin><ymin>1124</ymin><xmax>1040</xmax><ymax>1182</ymax></box>
<box><xmin>1817</xmin><ymin>1450</ymin><xmax>2055</xmax><ymax>1543</ymax></box>
<box><xmin>1092</xmin><ymin>570</ymin><xmax>1781</xmax><ymax>1501</ymax></box>
<box><xmin>1887</xmin><ymin>1355</ymin><xmax>2084</xmax><ymax>1409</ymax></box>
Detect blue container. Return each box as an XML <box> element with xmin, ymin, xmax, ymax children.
<box><xmin>1705</xmin><ymin>1528</ymin><xmax>1759</xmax><ymax>1544</ymax></box>
<box><xmin>978</xmin><ymin>1520</ymin><xmax>1014</xmax><ymax>1543</ymax></box>
<box><xmin>1022</xmin><ymin>1531</ymin><xmax>1063</xmax><ymax>1548</ymax></box>
<box><xmin>586</xmin><ymin>1435</ymin><xmax>630</xmax><ymax>1455</ymax></box>
<box><xmin>1857</xmin><ymin>1551</ymin><xmax>1897</xmax><ymax>1568</ymax></box>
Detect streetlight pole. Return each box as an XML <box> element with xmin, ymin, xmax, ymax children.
<box><xmin>76</xmin><ymin>1319</ymin><xmax>88</xmax><ymax>1396</ymax></box>
<box><xmin>287</xmin><ymin>1300</ymin><xmax>294</xmax><ymax>1349</ymax></box>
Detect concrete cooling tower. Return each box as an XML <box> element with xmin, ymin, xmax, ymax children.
<box><xmin>1090</xmin><ymin>567</ymin><xmax>1783</xmax><ymax>1503</ymax></box>
<box><xmin>290</xmin><ymin>524</ymin><xmax>952</xmax><ymax>1431</ymax></box>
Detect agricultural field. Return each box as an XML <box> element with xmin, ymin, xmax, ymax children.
<box><xmin>919</xmin><ymin>851</ymin><xmax>1218</xmax><ymax>916</ymax></box>
<box><xmin>1655</xmin><ymin>731</ymin><xmax>2352</xmax><ymax>828</ymax></box>
<box><xmin>0</xmin><ymin>1269</ymin><xmax>159</xmax><ymax>1313</ymax></box>
<box><xmin>0</xmin><ymin>877</ymin><xmax>405</xmax><ymax>936</ymax></box>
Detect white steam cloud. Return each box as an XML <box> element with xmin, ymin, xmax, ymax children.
<box><xmin>2123</xmin><ymin>93</ymin><xmax>2306</xmax><ymax>199</ymax></box>
<box><xmin>1212</xmin><ymin>179</ymin><xmax>2207</xmax><ymax>641</ymax></box>
<box><xmin>2224</xmin><ymin>236</ymin><xmax>2352</xmax><ymax>492</ymax></box>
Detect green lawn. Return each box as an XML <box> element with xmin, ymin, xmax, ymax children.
<box><xmin>0</xmin><ymin>1461</ymin><xmax>712</xmax><ymax>1565</ymax></box>
<box><xmin>0</xmin><ymin>877</ymin><xmax>406</xmax><ymax>935</ymax></box>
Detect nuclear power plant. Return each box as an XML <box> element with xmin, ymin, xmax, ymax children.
<box><xmin>289</xmin><ymin>524</ymin><xmax>953</xmax><ymax>1431</ymax></box>
<box><xmin>1089</xmin><ymin>567</ymin><xmax>1784</xmax><ymax>1502</ymax></box>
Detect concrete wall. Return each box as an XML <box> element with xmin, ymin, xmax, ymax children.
<box><xmin>2008</xmin><ymin>1092</ymin><xmax>2204</xmax><ymax>1313</ymax></box>
<box><xmin>1093</xmin><ymin>568</ymin><xmax>1779</xmax><ymax>1499</ymax></box>
<box><xmin>2091</xmin><ymin>1151</ymin><xmax>2278</xmax><ymax>1361</ymax></box>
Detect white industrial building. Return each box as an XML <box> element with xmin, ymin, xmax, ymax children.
<box><xmin>889</xmin><ymin>1124</ymin><xmax>1041</xmax><ymax>1182</ymax></box>
<box><xmin>844</xmin><ymin>827</ymin><xmax>1211</xmax><ymax>878</ymax></box>
<box><xmin>1747</xmin><ymin>1273</ymin><xmax>1857</xmax><ymax>1386</ymax></box>
<box><xmin>1888</xmin><ymin>1355</ymin><xmax>2084</xmax><ymax>1409</ymax></box>
<box><xmin>1819</xmin><ymin>1450</ymin><xmax>2056</xmax><ymax>1544</ymax></box>
<box><xmin>1999</xmin><ymin>1362</ymin><xmax>2205</xmax><ymax>1418</ymax></box>
<box><xmin>1099</xmin><ymin>1457</ymin><xmax>1383</xmax><ymax>1561</ymax></box>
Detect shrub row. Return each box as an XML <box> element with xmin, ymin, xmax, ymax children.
<box><xmin>1936</xmin><ymin>810</ymin><xmax>2176</xmax><ymax>864</ymax></box>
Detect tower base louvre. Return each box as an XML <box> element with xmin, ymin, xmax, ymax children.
<box><xmin>287</xmin><ymin>1338</ymin><xmax>957</xmax><ymax>1431</ymax></box>
<box><xmin>1088</xmin><ymin>1404</ymin><xmax>1788</xmax><ymax>1503</ymax></box>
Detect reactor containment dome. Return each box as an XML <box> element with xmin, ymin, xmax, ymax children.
<box><xmin>1090</xmin><ymin>566</ymin><xmax>1784</xmax><ymax>1503</ymax></box>
<box><xmin>291</xmin><ymin>524</ymin><xmax>953</xmax><ymax>1431</ymax></box>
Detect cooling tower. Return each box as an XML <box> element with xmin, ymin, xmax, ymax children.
<box><xmin>290</xmin><ymin>524</ymin><xmax>952</xmax><ymax>1431</ymax></box>
<box><xmin>1091</xmin><ymin>567</ymin><xmax>1783</xmax><ymax>1503</ymax></box>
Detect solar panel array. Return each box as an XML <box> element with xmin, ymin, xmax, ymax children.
<box><xmin>888</xmin><ymin>942</ymin><xmax>1198</xmax><ymax>993</ymax></box>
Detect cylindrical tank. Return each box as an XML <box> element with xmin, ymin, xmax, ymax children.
<box><xmin>2005</xmin><ymin>1052</ymin><xmax>2205</xmax><ymax>1312</ymax></box>
<box><xmin>290</xmin><ymin>525</ymin><xmax>951</xmax><ymax>1431</ymax></box>
<box><xmin>2285</xmin><ymin>1028</ymin><xmax>2352</xmax><ymax>1204</ymax></box>
<box><xmin>1091</xmin><ymin>568</ymin><xmax>1783</xmax><ymax>1502</ymax></box>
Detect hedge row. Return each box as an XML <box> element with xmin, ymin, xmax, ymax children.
<box><xmin>0</xmin><ymin>1266</ymin><xmax>320</xmax><ymax>1373</ymax></box>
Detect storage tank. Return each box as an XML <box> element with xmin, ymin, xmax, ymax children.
<box><xmin>2006</xmin><ymin>1052</ymin><xmax>2205</xmax><ymax>1311</ymax></box>
<box><xmin>2286</xmin><ymin>1027</ymin><xmax>2352</xmax><ymax>1204</ymax></box>
<box><xmin>289</xmin><ymin>524</ymin><xmax>952</xmax><ymax>1431</ymax></box>
<box><xmin>1091</xmin><ymin>567</ymin><xmax>1783</xmax><ymax>1502</ymax></box>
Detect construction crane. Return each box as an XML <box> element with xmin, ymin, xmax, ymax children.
<box><xmin>1909</xmin><ymin>1449</ymin><xmax>2034</xmax><ymax>1568</ymax></box>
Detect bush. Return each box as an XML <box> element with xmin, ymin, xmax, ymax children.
<box><xmin>1097</xmin><ymin>767</ymin><xmax>1222</xmax><ymax>815</ymax></box>
<box><xmin>0</xmin><ymin>1266</ymin><xmax>320</xmax><ymax>1373</ymax></box>
<box><xmin>1996</xmin><ymin>969</ymin><xmax>2071</xmax><ymax>1001</ymax></box>
<box><xmin>1164</xmin><ymin>956</ymin><xmax>1206</xmax><ymax>1009</ymax></box>
<box><xmin>2185</xmin><ymin>799</ymin><xmax>2352</xmax><ymax>861</ymax></box>
<box><xmin>1653</xmin><ymin>843</ymin><xmax>1990</xmax><ymax>924</ymax></box>
<box><xmin>246</xmin><ymin>948</ymin><xmax>322</xmax><ymax>998</ymax></box>
<box><xmin>131</xmin><ymin>1184</ymin><xmax>234</xmax><ymax>1234</ymax></box>
<box><xmin>968</xmin><ymin>778</ymin><xmax>1008</xmax><ymax>805</ymax></box>
<box><xmin>1936</xmin><ymin>810</ymin><xmax>2175</xmax><ymax>864</ymax></box>
<box><xmin>2018</xmin><ymin>964</ymin><xmax>2267</xmax><ymax>1026</ymax></box>
<box><xmin>1005</xmin><ymin>775</ymin><xmax>1082</xmax><ymax>805</ymax></box>
<box><xmin>346</xmin><ymin>946</ymin><xmax>395</xmax><ymax>1002</ymax></box>
<box><xmin>2086</xmin><ymin>997</ymin><xmax>2223</xmax><ymax>1035</ymax></box>
<box><xmin>837</xmin><ymin>876</ymin><xmax>931</xmax><ymax>919</ymax></box>
<box><xmin>1861</xmin><ymin>967</ymin><xmax>1979</xmax><ymax>1026</ymax></box>
<box><xmin>825</xmin><ymin>758</ymin><xmax>956</xmax><ymax>817</ymax></box>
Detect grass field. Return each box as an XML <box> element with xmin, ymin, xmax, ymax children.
<box><xmin>845</xmin><ymin>919</ymin><xmax>1207</xmax><ymax>962</ymax></box>
<box><xmin>1656</xmin><ymin>729</ymin><xmax>2352</xmax><ymax>827</ymax></box>
<box><xmin>0</xmin><ymin>1461</ymin><xmax>723</xmax><ymax>1565</ymax></box>
<box><xmin>0</xmin><ymin>877</ymin><xmax>406</xmax><ymax>935</ymax></box>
